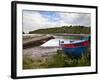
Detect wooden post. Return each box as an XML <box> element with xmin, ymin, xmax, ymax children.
<box><xmin>59</xmin><ymin>40</ymin><xmax>60</xmax><ymax>50</ymax></box>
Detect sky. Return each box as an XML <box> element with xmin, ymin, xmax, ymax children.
<box><xmin>23</xmin><ymin>10</ymin><xmax>91</xmax><ymax>33</ymax></box>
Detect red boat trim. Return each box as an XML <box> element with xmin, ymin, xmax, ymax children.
<box><xmin>61</xmin><ymin>40</ymin><xmax>90</xmax><ymax>48</ymax></box>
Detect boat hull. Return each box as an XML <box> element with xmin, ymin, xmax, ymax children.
<box><xmin>61</xmin><ymin>40</ymin><xmax>90</xmax><ymax>58</ymax></box>
<box><xmin>62</xmin><ymin>46</ymin><xmax>88</xmax><ymax>58</ymax></box>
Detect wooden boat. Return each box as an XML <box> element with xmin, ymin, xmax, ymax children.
<box><xmin>61</xmin><ymin>37</ymin><xmax>90</xmax><ymax>58</ymax></box>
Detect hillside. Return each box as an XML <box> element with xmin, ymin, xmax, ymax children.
<box><xmin>29</xmin><ymin>25</ymin><xmax>90</xmax><ymax>34</ymax></box>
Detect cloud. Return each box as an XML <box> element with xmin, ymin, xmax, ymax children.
<box><xmin>58</xmin><ymin>12</ymin><xmax>91</xmax><ymax>26</ymax></box>
<box><xmin>23</xmin><ymin>10</ymin><xmax>91</xmax><ymax>33</ymax></box>
<box><xmin>23</xmin><ymin>11</ymin><xmax>47</xmax><ymax>33</ymax></box>
<box><xmin>23</xmin><ymin>11</ymin><xmax>60</xmax><ymax>33</ymax></box>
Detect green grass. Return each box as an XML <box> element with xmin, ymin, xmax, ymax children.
<box><xmin>29</xmin><ymin>25</ymin><xmax>90</xmax><ymax>34</ymax></box>
<box><xmin>23</xmin><ymin>48</ymin><xmax>91</xmax><ymax>69</ymax></box>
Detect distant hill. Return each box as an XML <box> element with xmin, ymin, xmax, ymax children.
<box><xmin>29</xmin><ymin>25</ymin><xmax>90</xmax><ymax>34</ymax></box>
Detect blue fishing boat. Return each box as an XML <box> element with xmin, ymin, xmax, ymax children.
<box><xmin>61</xmin><ymin>36</ymin><xmax>90</xmax><ymax>58</ymax></box>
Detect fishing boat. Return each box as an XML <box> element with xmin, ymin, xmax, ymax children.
<box><xmin>61</xmin><ymin>36</ymin><xmax>90</xmax><ymax>58</ymax></box>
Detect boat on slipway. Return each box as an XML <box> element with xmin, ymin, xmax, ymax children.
<box><xmin>61</xmin><ymin>36</ymin><xmax>90</xmax><ymax>58</ymax></box>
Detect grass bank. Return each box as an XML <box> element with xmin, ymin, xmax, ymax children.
<box><xmin>23</xmin><ymin>48</ymin><xmax>90</xmax><ymax>69</ymax></box>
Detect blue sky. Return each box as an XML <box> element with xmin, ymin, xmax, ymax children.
<box><xmin>39</xmin><ymin>11</ymin><xmax>61</xmax><ymax>22</ymax></box>
<box><xmin>23</xmin><ymin>10</ymin><xmax>91</xmax><ymax>33</ymax></box>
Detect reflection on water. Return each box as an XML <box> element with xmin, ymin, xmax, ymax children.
<box><xmin>54</xmin><ymin>35</ymin><xmax>82</xmax><ymax>40</ymax></box>
<box><xmin>40</xmin><ymin>39</ymin><xmax>72</xmax><ymax>47</ymax></box>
